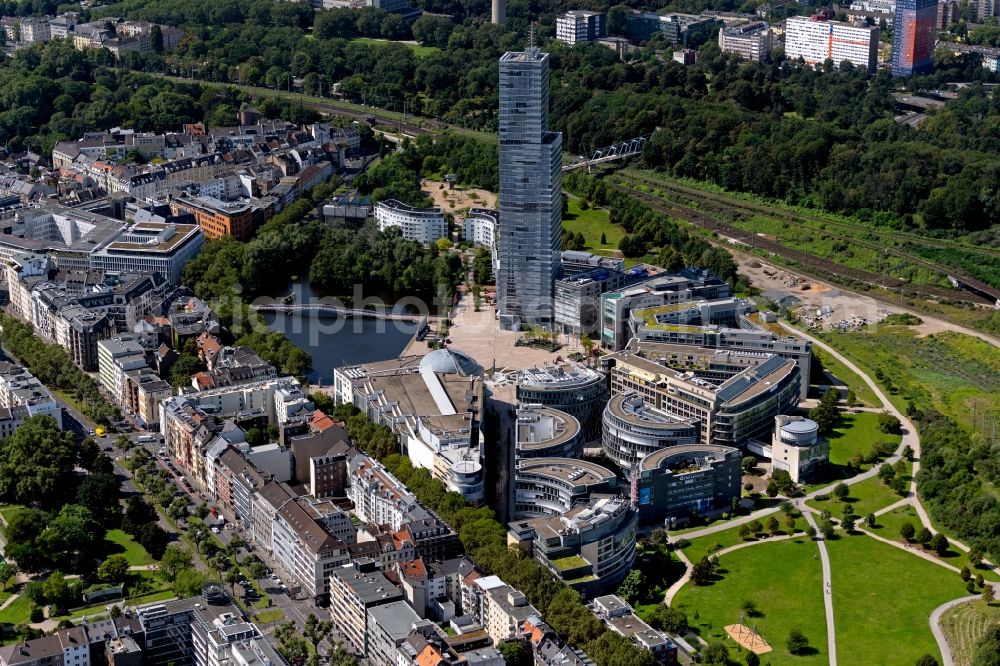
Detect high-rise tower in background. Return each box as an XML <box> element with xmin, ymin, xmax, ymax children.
<box><xmin>497</xmin><ymin>46</ymin><xmax>563</xmax><ymax>329</ymax></box>
<box><xmin>492</xmin><ymin>0</ymin><xmax>505</xmax><ymax>25</ymax></box>
<box><xmin>892</xmin><ymin>0</ymin><xmax>937</xmax><ymax>76</ymax></box>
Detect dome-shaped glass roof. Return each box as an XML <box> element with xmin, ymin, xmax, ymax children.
<box><xmin>419</xmin><ymin>348</ymin><xmax>483</xmax><ymax>376</ymax></box>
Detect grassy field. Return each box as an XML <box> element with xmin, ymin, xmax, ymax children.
<box><xmin>869</xmin><ymin>504</ymin><xmax>921</xmax><ymax>543</ymax></box>
<box><xmin>0</xmin><ymin>594</ymin><xmax>32</xmax><ymax>624</ymax></box>
<box><xmin>815</xmin><ymin>327</ymin><xmax>1000</xmax><ymax>431</ymax></box>
<box><xmin>561</xmin><ymin>196</ymin><xmax>624</xmax><ymax>251</ymax></box>
<box><xmin>828</xmin><ymin>534</ymin><xmax>968</xmax><ymax>666</ymax></box>
<box><xmin>807</xmin><ymin>471</ymin><xmax>907</xmax><ymax>519</ymax></box>
<box><xmin>104</xmin><ymin>529</ymin><xmax>157</xmax><ymax>566</ymax></box>
<box><xmin>351</xmin><ymin>37</ymin><xmax>440</xmax><ymax>57</ymax></box>
<box><xmin>812</xmin><ymin>347</ymin><xmax>881</xmax><ymax>408</ymax></box>
<box><xmin>940</xmin><ymin>599</ymin><xmax>1000</xmax><ymax>666</ymax></box>
<box><xmin>252</xmin><ymin>608</ymin><xmax>285</xmax><ymax>625</ymax></box>
<box><xmin>826</xmin><ymin>411</ymin><xmax>902</xmax><ymax>471</ymax></box>
<box><xmin>0</xmin><ymin>504</ymin><xmax>28</xmax><ymax>527</ymax></box>
<box><xmin>680</xmin><ymin>517</ymin><xmax>807</xmax><ymax>564</ymax></box>
<box><xmin>674</xmin><ymin>538</ymin><xmax>828</xmax><ymax>665</ymax></box>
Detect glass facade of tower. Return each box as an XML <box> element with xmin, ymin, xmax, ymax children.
<box><xmin>498</xmin><ymin>48</ymin><xmax>563</xmax><ymax>328</ymax></box>
<box><xmin>892</xmin><ymin>0</ymin><xmax>937</xmax><ymax>76</ymax></box>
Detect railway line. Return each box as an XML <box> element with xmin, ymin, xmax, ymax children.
<box><xmin>623</xmin><ymin>170</ymin><xmax>1000</xmax><ymax>260</ymax></box>
<box><xmin>616</xmin><ymin>173</ymin><xmax>999</xmax><ymax>303</ymax></box>
<box><xmin>616</xmin><ymin>183</ymin><xmax>990</xmax><ymax>304</ymax></box>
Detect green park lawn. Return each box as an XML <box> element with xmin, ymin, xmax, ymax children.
<box><xmin>0</xmin><ymin>504</ymin><xmax>28</xmax><ymax>527</ymax></box>
<box><xmin>673</xmin><ymin>538</ymin><xmax>828</xmax><ymax>665</ymax></box>
<box><xmin>561</xmin><ymin>196</ymin><xmax>624</xmax><ymax>251</ymax></box>
<box><xmin>680</xmin><ymin>516</ymin><xmax>807</xmax><ymax>564</ymax></box>
<box><xmin>827</xmin><ymin>534</ymin><xmax>968</xmax><ymax>666</ymax></box>
<box><xmin>807</xmin><ymin>466</ymin><xmax>908</xmax><ymax>519</ymax></box>
<box><xmin>252</xmin><ymin>608</ymin><xmax>285</xmax><ymax>625</ymax></box>
<box><xmin>0</xmin><ymin>594</ymin><xmax>32</xmax><ymax>625</ymax></box>
<box><xmin>869</xmin><ymin>504</ymin><xmax>921</xmax><ymax>543</ymax></box>
<box><xmin>351</xmin><ymin>37</ymin><xmax>439</xmax><ymax>57</ymax></box>
<box><xmin>104</xmin><ymin>529</ymin><xmax>157</xmax><ymax>566</ymax></box>
<box><xmin>939</xmin><ymin>599</ymin><xmax>1000</xmax><ymax>666</ymax></box>
<box><xmin>811</xmin><ymin>347</ymin><xmax>881</xmax><ymax>408</ymax></box>
<box><xmin>826</xmin><ymin>412</ymin><xmax>901</xmax><ymax>469</ymax></box>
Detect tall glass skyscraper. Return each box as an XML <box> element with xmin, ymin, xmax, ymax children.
<box><xmin>497</xmin><ymin>47</ymin><xmax>563</xmax><ymax>329</ymax></box>
<box><xmin>892</xmin><ymin>0</ymin><xmax>937</xmax><ymax>76</ymax></box>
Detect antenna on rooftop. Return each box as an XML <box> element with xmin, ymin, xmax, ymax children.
<box><xmin>529</xmin><ymin>21</ymin><xmax>536</xmax><ymax>50</ymax></box>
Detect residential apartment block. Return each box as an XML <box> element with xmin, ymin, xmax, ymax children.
<box><xmin>785</xmin><ymin>15</ymin><xmax>879</xmax><ymax>72</ymax></box>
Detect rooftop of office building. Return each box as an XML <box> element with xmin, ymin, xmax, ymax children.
<box><xmin>516</xmin><ymin>405</ymin><xmax>580</xmax><ymax>452</ymax></box>
<box><xmin>515</xmin><ymin>457</ymin><xmax>617</xmax><ymax>487</ymax></box>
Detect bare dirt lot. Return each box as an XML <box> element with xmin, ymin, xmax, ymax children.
<box><xmin>421</xmin><ymin>179</ymin><xmax>497</xmax><ymax>215</ymax></box>
<box><xmin>737</xmin><ymin>256</ymin><xmax>964</xmax><ymax>337</ymax></box>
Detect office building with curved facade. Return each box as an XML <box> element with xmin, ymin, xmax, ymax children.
<box><xmin>374</xmin><ymin>199</ymin><xmax>447</xmax><ymax>245</ymax></box>
<box><xmin>601</xmin><ymin>392</ymin><xmax>699</xmax><ymax>471</ymax></box>
<box><xmin>513</xmin><ymin>457</ymin><xmax>619</xmax><ymax>520</ymax></box>
<box><xmin>508</xmin><ymin>495</ymin><xmax>637</xmax><ymax>596</ymax></box>
<box><xmin>603</xmin><ymin>340</ymin><xmax>800</xmax><ymax>448</ymax></box>
<box><xmin>635</xmin><ymin>443</ymin><xmax>741</xmax><ymax>525</ymax></box>
<box><xmin>515</xmin><ymin>405</ymin><xmax>583</xmax><ymax>460</ymax></box>
<box><xmin>514</xmin><ymin>364</ymin><xmax>609</xmax><ymax>444</ymax></box>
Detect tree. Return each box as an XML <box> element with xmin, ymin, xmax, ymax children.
<box><xmin>225</xmin><ymin>566</ymin><xmax>243</xmax><ymax>593</ymax></box>
<box><xmin>929</xmin><ymin>533</ymin><xmax>949</xmax><ymax>555</ymax></box>
<box><xmin>972</xmin><ymin>625</ymin><xmax>1000</xmax><ymax>666</ymax></box>
<box><xmin>741</xmin><ymin>599</ymin><xmax>759</xmax><ymax>617</ymax></box>
<box><xmin>249</xmin><ymin>561</ymin><xmax>267</xmax><ymax>582</ymax></box>
<box><xmin>173</xmin><ymin>568</ymin><xmax>207</xmax><ymax>598</ymax></box>
<box><xmin>149</xmin><ymin>24</ymin><xmax>163</xmax><ymax>53</ymax></box>
<box><xmin>649</xmin><ymin>606</ymin><xmax>687</xmax><ymax>634</ymax></box>
<box><xmin>915</xmin><ymin>656</ymin><xmax>939</xmax><ymax>666</ymax></box>
<box><xmin>900</xmin><ymin>522</ymin><xmax>916</xmax><ymax>541</ymax></box>
<box><xmin>842</xmin><ymin>516</ymin><xmax>856</xmax><ymax>532</ymax></box>
<box><xmin>160</xmin><ymin>544</ymin><xmax>194</xmax><ymax>582</ymax></box>
<box><xmin>878</xmin><ymin>412</ymin><xmax>902</xmax><ymax>435</ymax></box>
<box><xmin>746</xmin><ymin>653</ymin><xmax>761</xmax><ymax>666</ymax></box>
<box><xmin>44</xmin><ymin>504</ymin><xmax>103</xmax><ymax>573</ymax></box>
<box><xmin>97</xmin><ymin>554</ymin><xmax>130</xmax><ymax>583</ymax></box>
<box><xmin>303</xmin><ymin>613</ymin><xmax>334</xmax><ymax>651</ymax></box>
<box><xmin>600</xmin><ymin>232</ymin><xmax>607</xmax><ymax>245</ymax></box>
<box><xmin>833</xmin><ymin>482</ymin><xmax>850</xmax><ymax>500</ymax></box>
<box><xmin>77</xmin><ymin>472</ymin><xmax>120</xmax><ymax>527</ymax></box>
<box><xmin>0</xmin><ymin>562</ymin><xmax>15</xmax><ymax>591</ymax></box>
<box><xmin>984</xmin><ymin>584</ymin><xmax>995</xmax><ymax>606</ymax></box>
<box><xmin>787</xmin><ymin>628</ymin><xmax>810</xmax><ymax>655</ymax></box>
<box><xmin>4</xmin><ymin>508</ymin><xmax>50</xmax><ymax>571</ymax></box>
<box><xmin>845</xmin><ymin>390</ymin><xmax>857</xmax><ymax>409</ymax></box>
<box><xmin>865</xmin><ymin>513</ymin><xmax>876</xmax><ymax>529</ymax></box>
<box><xmin>617</xmin><ymin>569</ymin><xmax>645</xmax><ymax>606</ymax></box>
<box><xmin>809</xmin><ymin>388</ymin><xmax>841</xmax><ymax>435</ymax></box>
<box><xmin>767</xmin><ymin>516</ymin><xmax>780</xmax><ymax>534</ymax></box>
<box><xmin>497</xmin><ymin>640</ymin><xmax>532</xmax><ymax>666</ymax></box>
<box><xmin>691</xmin><ymin>556</ymin><xmax>718</xmax><ymax>586</ymax></box>
<box><xmin>916</xmin><ymin>527</ymin><xmax>933</xmax><ymax>546</ymax></box>
<box><xmin>701</xmin><ymin>641</ymin><xmax>729</xmax><ymax>665</ymax></box>
<box><xmin>0</xmin><ymin>415</ymin><xmax>78</xmax><ymax>508</ymax></box>
<box><xmin>819</xmin><ymin>519</ymin><xmax>836</xmax><ymax>540</ymax></box>
<box><xmin>580</xmin><ymin>334</ymin><xmax>595</xmax><ymax>359</ymax></box>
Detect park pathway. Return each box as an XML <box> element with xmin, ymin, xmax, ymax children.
<box><xmin>801</xmin><ymin>504</ymin><xmax>837</xmax><ymax>666</ymax></box>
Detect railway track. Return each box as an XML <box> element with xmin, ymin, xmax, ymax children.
<box><xmin>624</xmin><ymin>170</ymin><xmax>1000</xmax><ymax>260</ymax></box>
<box><xmin>617</xmin><ymin>183</ymin><xmax>990</xmax><ymax>304</ymax></box>
<box><xmin>617</xmin><ymin>174</ymin><xmax>1000</xmax><ymax>303</ymax></box>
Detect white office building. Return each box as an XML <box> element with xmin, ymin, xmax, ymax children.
<box><xmin>785</xmin><ymin>16</ymin><xmax>880</xmax><ymax>71</ymax></box>
<box><xmin>374</xmin><ymin>200</ymin><xmax>447</xmax><ymax>245</ymax></box>
<box><xmin>555</xmin><ymin>10</ymin><xmax>606</xmax><ymax>44</ymax></box>
<box><xmin>461</xmin><ymin>208</ymin><xmax>498</xmax><ymax>249</ymax></box>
